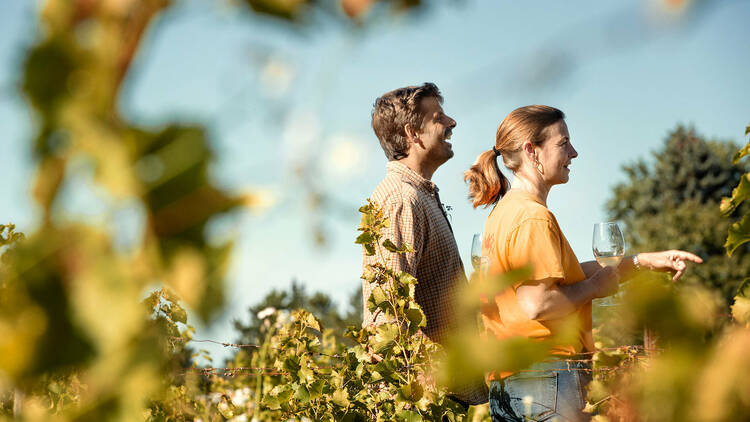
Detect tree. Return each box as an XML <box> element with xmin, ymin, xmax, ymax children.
<box><xmin>607</xmin><ymin>125</ymin><xmax>750</xmax><ymax>307</ymax></box>
<box><xmin>233</xmin><ymin>280</ymin><xmax>362</xmax><ymax>346</ymax></box>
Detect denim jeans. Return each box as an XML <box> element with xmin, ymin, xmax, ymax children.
<box><xmin>489</xmin><ymin>360</ymin><xmax>592</xmax><ymax>422</ymax></box>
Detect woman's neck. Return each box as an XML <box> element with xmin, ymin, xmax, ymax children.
<box><xmin>510</xmin><ymin>171</ymin><xmax>550</xmax><ymax>206</ymax></box>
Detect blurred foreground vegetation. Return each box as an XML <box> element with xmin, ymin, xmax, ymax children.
<box><xmin>2</xmin><ymin>0</ymin><xmax>750</xmax><ymax>420</ymax></box>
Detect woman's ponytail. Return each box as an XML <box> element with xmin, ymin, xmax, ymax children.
<box><xmin>464</xmin><ymin>149</ymin><xmax>510</xmax><ymax>208</ymax></box>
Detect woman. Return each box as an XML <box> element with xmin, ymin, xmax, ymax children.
<box><xmin>464</xmin><ymin>105</ymin><xmax>702</xmax><ymax>421</ymax></box>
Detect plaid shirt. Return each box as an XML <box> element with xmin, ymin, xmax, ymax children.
<box><xmin>362</xmin><ymin>161</ymin><xmax>488</xmax><ymax>405</ymax></box>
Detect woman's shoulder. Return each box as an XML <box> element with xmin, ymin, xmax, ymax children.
<box><xmin>497</xmin><ymin>192</ymin><xmax>556</xmax><ymax>223</ymax></box>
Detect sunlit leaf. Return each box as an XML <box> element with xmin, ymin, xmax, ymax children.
<box><xmin>720</xmin><ymin>174</ymin><xmax>750</xmax><ymax>216</ymax></box>
<box><xmin>331</xmin><ymin>388</ymin><xmax>350</xmax><ymax>408</ymax></box>
<box><xmin>726</xmin><ymin>214</ymin><xmax>750</xmax><ymax>256</ymax></box>
<box><xmin>396</xmin><ymin>410</ymin><xmax>423</xmax><ymax>422</ymax></box>
<box><xmin>405</xmin><ymin>306</ymin><xmax>425</xmax><ymax>335</ymax></box>
<box><xmin>734</xmin><ymin>140</ymin><xmax>750</xmax><ymax>163</ymax></box>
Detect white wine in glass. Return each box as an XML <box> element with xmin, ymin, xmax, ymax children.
<box><xmin>592</xmin><ymin>222</ymin><xmax>625</xmax><ymax>307</ymax></box>
<box><xmin>592</xmin><ymin>223</ymin><xmax>624</xmax><ymax>266</ymax></box>
<box><xmin>471</xmin><ymin>233</ymin><xmax>482</xmax><ymax>271</ymax></box>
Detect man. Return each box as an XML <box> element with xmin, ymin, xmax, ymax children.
<box><xmin>362</xmin><ymin>83</ymin><xmax>487</xmax><ymax>406</ymax></box>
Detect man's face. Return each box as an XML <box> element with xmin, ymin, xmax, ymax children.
<box><xmin>416</xmin><ymin>96</ymin><xmax>457</xmax><ymax>166</ymax></box>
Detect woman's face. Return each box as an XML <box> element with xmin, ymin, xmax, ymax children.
<box><xmin>535</xmin><ymin>120</ymin><xmax>578</xmax><ymax>186</ymax></box>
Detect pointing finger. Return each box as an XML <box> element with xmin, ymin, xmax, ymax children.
<box><xmin>673</xmin><ymin>251</ymin><xmax>703</xmax><ymax>264</ymax></box>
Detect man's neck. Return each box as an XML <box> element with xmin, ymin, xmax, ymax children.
<box><xmin>397</xmin><ymin>157</ymin><xmax>438</xmax><ymax>181</ymax></box>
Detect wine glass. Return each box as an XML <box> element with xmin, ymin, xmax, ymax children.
<box><xmin>470</xmin><ymin>233</ymin><xmax>489</xmax><ymax>280</ymax></box>
<box><xmin>471</xmin><ymin>233</ymin><xmax>483</xmax><ymax>271</ymax></box>
<box><xmin>592</xmin><ymin>222</ymin><xmax>625</xmax><ymax>307</ymax></box>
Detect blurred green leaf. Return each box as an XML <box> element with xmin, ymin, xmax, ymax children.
<box><xmin>734</xmin><ymin>140</ymin><xmax>750</xmax><ymax>163</ymax></box>
<box><xmin>720</xmin><ymin>174</ymin><xmax>750</xmax><ymax>216</ymax></box>
<box><xmin>726</xmin><ymin>214</ymin><xmax>750</xmax><ymax>256</ymax></box>
<box><xmin>331</xmin><ymin>388</ymin><xmax>350</xmax><ymax>408</ymax></box>
<box><xmin>355</xmin><ymin>231</ymin><xmax>375</xmax><ymax>245</ymax></box>
<box><xmin>396</xmin><ymin>409</ymin><xmax>423</xmax><ymax>422</ymax></box>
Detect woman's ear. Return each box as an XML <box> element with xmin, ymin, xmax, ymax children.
<box><xmin>522</xmin><ymin>141</ymin><xmax>537</xmax><ymax>161</ymax></box>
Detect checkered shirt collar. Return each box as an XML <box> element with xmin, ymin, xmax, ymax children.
<box><xmin>386</xmin><ymin>161</ymin><xmax>438</xmax><ymax>194</ymax></box>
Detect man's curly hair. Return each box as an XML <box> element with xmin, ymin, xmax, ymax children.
<box><xmin>371</xmin><ymin>83</ymin><xmax>443</xmax><ymax>161</ymax></box>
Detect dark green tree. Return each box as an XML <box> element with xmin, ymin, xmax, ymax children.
<box><xmin>232</xmin><ymin>280</ymin><xmax>362</xmax><ymax>345</ymax></box>
<box><xmin>607</xmin><ymin>125</ymin><xmax>750</xmax><ymax>307</ymax></box>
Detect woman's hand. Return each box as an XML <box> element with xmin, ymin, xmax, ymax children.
<box><xmin>637</xmin><ymin>250</ymin><xmax>703</xmax><ymax>282</ymax></box>
<box><xmin>594</xmin><ymin>265</ymin><xmax>620</xmax><ymax>298</ymax></box>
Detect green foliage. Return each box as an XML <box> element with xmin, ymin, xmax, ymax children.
<box><xmin>607</xmin><ymin>125</ymin><xmax>750</xmax><ymax>308</ymax></box>
<box><xmin>142</xmin><ymin>200</ymin><xmax>470</xmax><ymax>421</ymax></box>
<box><xmin>0</xmin><ymin>224</ymin><xmax>25</xmax><ymax>249</ymax></box>
<box><xmin>586</xmin><ymin>122</ymin><xmax>750</xmax><ymax>422</ymax></box>
<box><xmin>232</xmin><ymin>280</ymin><xmax>362</xmax><ymax>348</ymax></box>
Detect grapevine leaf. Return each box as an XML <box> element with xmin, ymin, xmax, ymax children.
<box><xmin>355</xmin><ymin>231</ymin><xmax>375</xmax><ymax>245</ymax></box>
<box><xmin>143</xmin><ymin>291</ymin><xmax>160</xmax><ymax>313</ymax></box>
<box><xmin>170</xmin><ymin>302</ymin><xmax>188</xmax><ymax>324</ymax></box>
<box><xmin>720</xmin><ymin>174</ymin><xmax>750</xmax><ymax>216</ymax></box>
<box><xmin>399</xmin><ymin>381</ymin><xmax>424</xmax><ymax>403</ymax></box>
<box><xmin>364</xmin><ymin>243</ymin><xmax>375</xmax><ymax>256</ymax></box>
<box><xmin>725</xmin><ymin>213</ymin><xmax>750</xmax><ymax>256</ymax></box>
<box><xmin>367</xmin><ymin>286</ymin><xmax>390</xmax><ymax>313</ymax></box>
<box><xmin>405</xmin><ymin>306</ymin><xmax>426</xmax><ymax>335</ymax></box>
<box><xmin>331</xmin><ymin>389</ymin><xmax>350</xmax><ymax>408</ymax></box>
<box><xmin>298</xmin><ymin>364</ymin><xmax>314</xmax><ymax>384</ymax></box>
<box><xmin>734</xmin><ymin>141</ymin><xmax>750</xmax><ymax>164</ymax></box>
<box><xmin>371</xmin><ymin>324</ymin><xmax>399</xmax><ymax>354</ymax></box>
<box><xmin>294</xmin><ymin>384</ymin><xmax>310</xmax><ymax>404</ymax></box>
<box><xmin>737</xmin><ymin>277</ymin><xmax>750</xmax><ymax>298</ymax></box>
<box><xmin>382</xmin><ymin>239</ymin><xmax>400</xmax><ymax>253</ymax></box>
<box><xmin>373</xmin><ymin>360</ymin><xmax>398</xmax><ymax>383</ymax></box>
<box><xmin>304</xmin><ymin>312</ymin><xmax>321</xmax><ymax>331</ymax></box>
<box><xmin>309</xmin><ymin>380</ymin><xmax>324</xmax><ymax>400</ymax></box>
<box><xmin>397</xmin><ymin>410</ymin><xmax>423</xmax><ymax>422</ymax></box>
<box><xmin>397</xmin><ymin>272</ymin><xmax>418</xmax><ymax>285</ymax></box>
<box><xmin>732</xmin><ymin>297</ymin><xmax>750</xmax><ymax>326</ymax></box>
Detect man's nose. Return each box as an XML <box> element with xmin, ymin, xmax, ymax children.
<box><xmin>570</xmin><ymin>145</ymin><xmax>578</xmax><ymax>158</ymax></box>
<box><xmin>447</xmin><ymin>116</ymin><xmax>456</xmax><ymax>128</ymax></box>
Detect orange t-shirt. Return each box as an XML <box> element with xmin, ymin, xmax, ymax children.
<box><xmin>482</xmin><ymin>190</ymin><xmax>593</xmax><ymax>372</ymax></box>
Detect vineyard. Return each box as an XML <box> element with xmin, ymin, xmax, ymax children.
<box><xmin>1</xmin><ymin>0</ymin><xmax>750</xmax><ymax>421</ymax></box>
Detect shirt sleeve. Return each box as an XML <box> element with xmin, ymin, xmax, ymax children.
<box><xmin>380</xmin><ymin>198</ymin><xmax>426</xmax><ymax>275</ymax></box>
<box><xmin>507</xmin><ymin>218</ymin><xmax>565</xmax><ymax>286</ymax></box>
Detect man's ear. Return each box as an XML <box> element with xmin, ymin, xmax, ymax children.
<box><xmin>404</xmin><ymin>123</ymin><xmax>420</xmax><ymax>143</ymax></box>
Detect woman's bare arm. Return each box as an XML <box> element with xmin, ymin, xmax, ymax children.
<box><xmin>580</xmin><ymin>250</ymin><xmax>703</xmax><ymax>282</ymax></box>
<box><xmin>516</xmin><ymin>266</ymin><xmax>619</xmax><ymax>321</ymax></box>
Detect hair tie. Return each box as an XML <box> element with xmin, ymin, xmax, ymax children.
<box><xmin>492</xmin><ymin>146</ymin><xmax>502</xmax><ymax>157</ymax></box>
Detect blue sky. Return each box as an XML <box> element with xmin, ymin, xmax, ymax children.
<box><xmin>1</xmin><ymin>0</ymin><xmax>749</xmax><ymax>359</ymax></box>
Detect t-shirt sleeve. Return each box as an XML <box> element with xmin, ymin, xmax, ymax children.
<box><xmin>507</xmin><ymin>218</ymin><xmax>565</xmax><ymax>286</ymax></box>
